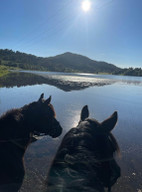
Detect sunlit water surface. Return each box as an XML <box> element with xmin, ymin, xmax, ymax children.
<box><xmin>0</xmin><ymin>72</ymin><xmax>142</xmax><ymax>192</ymax></box>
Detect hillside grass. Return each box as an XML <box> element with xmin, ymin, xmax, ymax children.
<box><xmin>0</xmin><ymin>65</ymin><xmax>10</xmax><ymax>77</ymax></box>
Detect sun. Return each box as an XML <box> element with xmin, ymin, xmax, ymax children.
<box><xmin>82</xmin><ymin>0</ymin><xmax>91</xmax><ymax>12</ymax></box>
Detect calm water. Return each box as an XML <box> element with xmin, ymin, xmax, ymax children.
<box><xmin>0</xmin><ymin>71</ymin><xmax>142</xmax><ymax>192</ymax></box>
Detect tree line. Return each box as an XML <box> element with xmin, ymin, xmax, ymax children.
<box><xmin>0</xmin><ymin>49</ymin><xmax>142</xmax><ymax>76</ymax></box>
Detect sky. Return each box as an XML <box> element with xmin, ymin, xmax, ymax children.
<box><xmin>0</xmin><ymin>0</ymin><xmax>142</xmax><ymax>68</ymax></box>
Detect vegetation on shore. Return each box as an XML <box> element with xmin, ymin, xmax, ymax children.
<box><xmin>0</xmin><ymin>65</ymin><xmax>10</xmax><ymax>77</ymax></box>
<box><xmin>0</xmin><ymin>49</ymin><xmax>142</xmax><ymax>77</ymax></box>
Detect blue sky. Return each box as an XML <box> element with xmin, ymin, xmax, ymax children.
<box><xmin>0</xmin><ymin>0</ymin><xmax>142</xmax><ymax>68</ymax></box>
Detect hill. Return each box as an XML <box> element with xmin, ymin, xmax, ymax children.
<box><xmin>0</xmin><ymin>49</ymin><xmax>120</xmax><ymax>73</ymax></box>
<box><xmin>43</xmin><ymin>52</ymin><xmax>121</xmax><ymax>73</ymax></box>
<box><xmin>0</xmin><ymin>49</ymin><xmax>142</xmax><ymax>76</ymax></box>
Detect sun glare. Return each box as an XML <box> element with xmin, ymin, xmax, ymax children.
<box><xmin>82</xmin><ymin>0</ymin><xmax>91</xmax><ymax>12</ymax></box>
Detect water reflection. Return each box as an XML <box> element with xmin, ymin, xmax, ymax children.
<box><xmin>1</xmin><ymin>72</ymin><xmax>142</xmax><ymax>92</ymax></box>
<box><xmin>0</xmin><ymin>72</ymin><xmax>51</xmax><ymax>88</ymax></box>
<box><xmin>0</xmin><ymin>71</ymin><xmax>142</xmax><ymax>192</ymax></box>
<box><xmin>0</xmin><ymin>72</ymin><xmax>115</xmax><ymax>91</ymax></box>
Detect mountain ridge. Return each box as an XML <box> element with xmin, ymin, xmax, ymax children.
<box><xmin>39</xmin><ymin>51</ymin><xmax>120</xmax><ymax>73</ymax></box>
<box><xmin>0</xmin><ymin>49</ymin><xmax>142</xmax><ymax>76</ymax></box>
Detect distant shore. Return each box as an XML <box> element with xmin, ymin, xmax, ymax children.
<box><xmin>0</xmin><ymin>65</ymin><xmax>10</xmax><ymax>77</ymax></box>
<box><xmin>0</xmin><ymin>49</ymin><xmax>142</xmax><ymax>77</ymax></box>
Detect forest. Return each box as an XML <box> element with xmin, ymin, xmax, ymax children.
<box><xmin>0</xmin><ymin>49</ymin><xmax>142</xmax><ymax>76</ymax></box>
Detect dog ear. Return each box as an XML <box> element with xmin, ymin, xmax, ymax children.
<box><xmin>80</xmin><ymin>105</ymin><xmax>89</xmax><ymax>121</ymax></box>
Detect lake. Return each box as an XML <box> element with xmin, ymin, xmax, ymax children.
<box><xmin>0</xmin><ymin>71</ymin><xmax>142</xmax><ymax>192</ymax></box>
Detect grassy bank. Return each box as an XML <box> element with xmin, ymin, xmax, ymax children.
<box><xmin>0</xmin><ymin>65</ymin><xmax>10</xmax><ymax>77</ymax></box>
